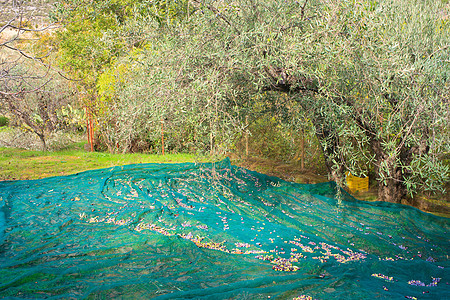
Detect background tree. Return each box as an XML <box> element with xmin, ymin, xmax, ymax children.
<box><xmin>52</xmin><ymin>0</ymin><xmax>192</xmax><ymax>151</ymax></box>
<box><xmin>1</xmin><ymin>0</ymin><xmax>83</xmax><ymax>151</ymax></box>
<box><xmin>1</xmin><ymin>0</ymin><xmax>57</xmax><ymax>96</ymax></box>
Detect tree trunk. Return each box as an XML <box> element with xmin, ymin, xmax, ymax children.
<box><xmin>300</xmin><ymin>133</ymin><xmax>305</xmax><ymax>171</ymax></box>
<box><xmin>314</xmin><ymin>122</ymin><xmax>344</xmax><ymax>184</ymax></box>
<box><xmin>371</xmin><ymin>139</ymin><xmax>407</xmax><ymax>203</ymax></box>
<box><xmin>378</xmin><ymin>180</ymin><xmax>406</xmax><ymax>203</ymax></box>
<box><xmin>377</xmin><ymin>164</ymin><xmax>407</xmax><ymax>203</ymax></box>
<box><xmin>37</xmin><ymin>132</ymin><xmax>47</xmax><ymax>152</ymax></box>
<box><xmin>245</xmin><ymin>115</ymin><xmax>249</xmax><ymax>157</ymax></box>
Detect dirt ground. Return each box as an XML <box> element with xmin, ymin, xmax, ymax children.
<box><xmin>232</xmin><ymin>155</ymin><xmax>450</xmax><ymax>218</ymax></box>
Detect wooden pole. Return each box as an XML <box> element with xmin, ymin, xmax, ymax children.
<box><xmin>245</xmin><ymin>115</ymin><xmax>249</xmax><ymax>157</ymax></box>
<box><xmin>161</xmin><ymin>117</ymin><xmax>165</xmax><ymax>155</ymax></box>
<box><xmin>300</xmin><ymin>130</ymin><xmax>305</xmax><ymax>171</ymax></box>
<box><xmin>210</xmin><ymin>128</ymin><xmax>214</xmax><ymax>156</ymax></box>
<box><xmin>85</xmin><ymin>106</ymin><xmax>91</xmax><ymax>150</ymax></box>
<box><xmin>89</xmin><ymin>111</ymin><xmax>94</xmax><ymax>152</ymax></box>
<box><xmin>85</xmin><ymin>106</ymin><xmax>94</xmax><ymax>152</ymax></box>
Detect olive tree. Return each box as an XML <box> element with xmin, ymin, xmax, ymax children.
<box><xmin>96</xmin><ymin>34</ymin><xmax>242</xmax><ymax>154</ymax></box>
<box><xmin>53</xmin><ymin>0</ymin><xmax>194</xmax><ymax>151</ymax></box>
<box><xmin>284</xmin><ymin>0</ymin><xmax>450</xmax><ymax>202</ymax></box>
<box><xmin>53</xmin><ymin>0</ymin><xmax>448</xmax><ymax>202</ymax></box>
<box><xmin>129</xmin><ymin>0</ymin><xmax>449</xmax><ymax>203</ymax></box>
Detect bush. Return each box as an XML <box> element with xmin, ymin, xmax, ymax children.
<box><xmin>0</xmin><ymin>116</ymin><xmax>10</xmax><ymax>127</ymax></box>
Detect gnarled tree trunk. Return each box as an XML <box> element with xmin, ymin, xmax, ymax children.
<box><xmin>371</xmin><ymin>139</ymin><xmax>407</xmax><ymax>203</ymax></box>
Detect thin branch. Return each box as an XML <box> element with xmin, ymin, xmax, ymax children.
<box><xmin>0</xmin><ymin>19</ymin><xmax>15</xmax><ymax>34</ymax></box>
<box><xmin>300</xmin><ymin>0</ymin><xmax>309</xmax><ymax>21</ymax></box>
<box><xmin>2</xmin><ymin>44</ymin><xmax>44</xmax><ymax>61</ymax></box>
<box><xmin>191</xmin><ymin>0</ymin><xmax>241</xmax><ymax>35</ymax></box>
<box><xmin>0</xmin><ymin>77</ymin><xmax>53</xmax><ymax>97</ymax></box>
<box><xmin>56</xmin><ymin>70</ymin><xmax>87</xmax><ymax>82</ymax></box>
<box><xmin>4</xmin><ymin>23</ymin><xmax>60</xmax><ymax>33</ymax></box>
<box><xmin>427</xmin><ymin>44</ymin><xmax>449</xmax><ymax>60</ymax></box>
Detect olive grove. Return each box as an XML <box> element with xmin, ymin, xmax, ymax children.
<box><xmin>51</xmin><ymin>0</ymin><xmax>449</xmax><ymax>203</ymax></box>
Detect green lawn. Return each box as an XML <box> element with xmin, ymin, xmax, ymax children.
<box><xmin>0</xmin><ymin>143</ymin><xmax>209</xmax><ymax>180</ymax></box>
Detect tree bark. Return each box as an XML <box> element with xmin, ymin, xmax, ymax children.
<box><xmin>4</xmin><ymin>96</ymin><xmax>48</xmax><ymax>151</ymax></box>
<box><xmin>313</xmin><ymin>120</ymin><xmax>345</xmax><ymax>184</ymax></box>
<box><xmin>371</xmin><ymin>139</ymin><xmax>407</xmax><ymax>203</ymax></box>
<box><xmin>38</xmin><ymin>132</ymin><xmax>47</xmax><ymax>152</ymax></box>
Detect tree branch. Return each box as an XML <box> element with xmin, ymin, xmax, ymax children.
<box><xmin>427</xmin><ymin>44</ymin><xmax>449</xmax><ymax>60</ymax></box>
<box><xmin>3</xmin><ymin>23</ymin><xmax>59</xmax><ymax>33</ymax></box>
<box><xmin>262</xmin><ymin>66</ymin><xmax>318</xmax><ymax>94</ymax></box>
<box><xmin>300</xmin><ymin>0</ymin><xmax>309</xmax><ymax>21</ymax></box>
<box><xmin>191</xmin><ymin>0</ymin><xmax>241</xmax><ymax>35</ymax></box>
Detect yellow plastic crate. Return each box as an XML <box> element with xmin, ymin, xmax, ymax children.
<box><xmin>346</xmin><ymin>172</ymin><xmax>369</xmax><ymax>193</ymax></box>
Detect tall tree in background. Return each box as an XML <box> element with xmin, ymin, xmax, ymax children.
<box><xmin>53</xmin><ymin>0</ymin><xmax>131</xmax><ymax>150</ymax></box>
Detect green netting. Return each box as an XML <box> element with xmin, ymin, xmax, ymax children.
<box><xmin>0</xmin><ymin>158</ymin><xmax>448</xmax><ymax>299</ymax></box>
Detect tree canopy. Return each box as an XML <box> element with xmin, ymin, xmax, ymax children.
<box><xmin>7</xmin><ymin>0</ymin><xmax>448</xmax><ymax>203</ymax></box>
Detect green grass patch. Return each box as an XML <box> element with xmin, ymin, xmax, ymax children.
<box><xmin>0</xmin><ymin>145</ymin><xmax>210</xmax><ymax>180</ymax></box>
<box><xmin>0</xmin><ymin>126</ymin><xmax>14</xmax><ymax>133</ymax></box>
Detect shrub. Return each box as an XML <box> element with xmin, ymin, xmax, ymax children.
<box><xmin>0</xmin><ymin>116</ymin><xmax>10</xmax><ymax>127</ymax></box>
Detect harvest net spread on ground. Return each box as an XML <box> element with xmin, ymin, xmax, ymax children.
<box><xmin>0</xmin><ymin>159</ymin><xmax>448</xmax><ymax>299</ymax></box>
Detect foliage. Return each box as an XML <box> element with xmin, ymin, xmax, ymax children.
<box><xmin>52</xmin><ymin>0</ymin><xmax>192</xmax><ymax>86</ymax></box>
<box><xmin>56</xmin><ymin>104</ymin><xmax>85</xmax><ymax>131</ymax></box>
<box><xmin>96</xmin><ymin>35</ymin><xmax>243</xmax><ymax>154</ymax></box>
<box><xmin>44</xmin><ymin>0</ymin><xmax>449</xmax><ymax>203</ymax></box>
<box><xmin>297</xmin><ymin>0</ymin><xmax>450</xmax><ymax>200</ymax></box>
<box><xmin>0</xmin><ymin>116</ymin><xmax>9</xmax><ymax>127</ymax></box>
<box><xmin>55</xmin><ymin>5</ymin><xmax>122</xmax><ymax>83</ymax></box>
<box><xmin>53</xmin><ymin>0</ymin><xmax>195</xmax><ymax>152</ymax></box>
<box><xmin>106</xmin><ymin>0</ymin><xmax>448</xmax><ymax>203</ymax></box>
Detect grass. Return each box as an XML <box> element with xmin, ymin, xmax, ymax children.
<box><xmin>1</xmin><ymin>143</ymin><xmax>448</xmax><ymax>218</ymax></box>
<box><xmin>0</xmin><ymin>143</ymin><xmax>209</xmax><ymax>180</ymax></box>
